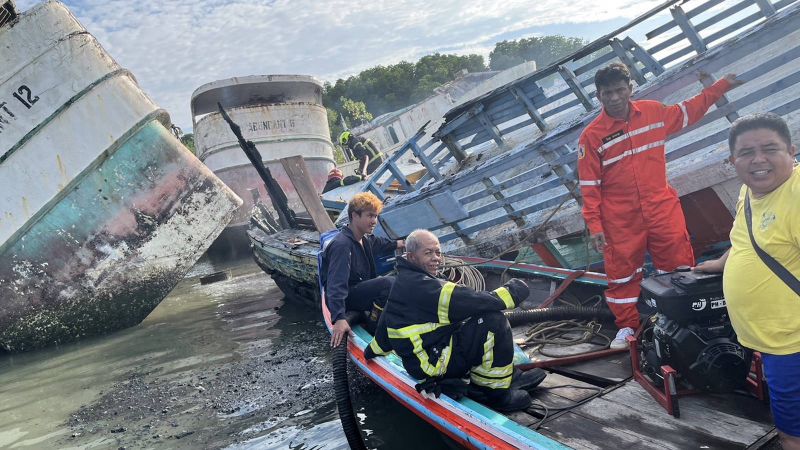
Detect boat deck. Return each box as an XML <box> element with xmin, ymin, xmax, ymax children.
<box><xmin>508</xmin><ymin>350</ymin><xmax>773</xmax><ymax>449</ymax></box>
<box><xmin>251</xmin><ymin>224</ymin><xmax>778</xmax><ymax>448</ymax></box>
<box><xmin>497</xmin><ymin>272</ymin><xmax>775</xmax><ymax>449</ymax></box>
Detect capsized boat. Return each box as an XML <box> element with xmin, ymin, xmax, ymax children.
<box><xmin>253</xmin><ymin>0</ymin><xmax>800</xmax><ymax>304</ymax></box>
<box><xmin>356</xmin><ymin>0</ymin><xmax>800</xmax><ymax>269</ymax></box>
<box><xmin>0</xmin><ymin>1</ymin><xmax>242</xmax><ymax>351</ymax></box>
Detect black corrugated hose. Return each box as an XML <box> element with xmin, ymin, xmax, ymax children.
<box><xmin>332</xmin><ymin>332</ymin><xmax>369</xmax><ymax>450</ymax></box>
<box><xmin>505</xmin><ymin>306</ymin><xmax>615</xmax><ymax>327</ymax></box>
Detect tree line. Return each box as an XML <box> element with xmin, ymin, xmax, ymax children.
<box><xmin>324</xmin><ymin>34</ymin><xmax>587</xmax><ymax>141</ymax></box>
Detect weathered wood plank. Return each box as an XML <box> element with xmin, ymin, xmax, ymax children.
<box><xmin>558</xmin><ymin>65</ymin><xmax>594</xmax><ymax>112</ymax></box>
<box><xmin>510</xmin><ymin>85</ymin><xmax>547</xmax><ymax>132</ymax></box>
<box><xmin>533</xmin><ymin>372</ymin><xmax>602</xmax><ymax>404</ymax></box>
<box><xmin>540</xmin><ymin>411</ymin><xmax>673</xmax><ymax>449</ymax></box>
<box><xmin>646</xmin><ymin>0</ymin><xmax>726</xmax><ymax>39</ymax></box>
<box><xmin>623</xmin><ymin>36</ymin><xmax>665</xmax><ymax>76</ymax></box>
<box><xmin>671</xmin><ymin>5</ymin><xmax>708</xmax><ymax>55</ymax></box>
<box><xmin>610</xmin><ymin>38</ymin><xmax>648</xmax><ymax>86</ymax></box>
<box><xmin>564</xmin><ymin>382</ymin><xmax>773</xmax><ymax>448</ymax></box>
<box><xmin>279</xmin><ymin>156</ymin><xmax>334</xmax><ymax>233</ymax></box>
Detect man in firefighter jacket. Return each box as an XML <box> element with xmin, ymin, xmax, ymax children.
<box><xmin>339</xmin><ymin>131</ymin><xmax>384</xmax><ymax>177</ymax></box>
<box><xmin>578</xmin><ymin>62</ymin><xmax>741</xmax><ymax>348</ymax></box>
<box><xmin>322</xmin><ymin>167</ymin><xmax>364</xmax><ymax>194</ymax></box>
<box><xmin>322</xmin><ymin>192</ymin><xmax>404</xmax><ymax>348</ymax></box>
<box><xmin>365</xmin><ymin>229</ymin><xmax>546</xmax><ymax>412</ymax></box>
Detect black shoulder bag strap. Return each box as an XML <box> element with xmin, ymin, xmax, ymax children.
<box><xmin>744</xmin><ymin>189</ymin><xmax>800</xmax><ymax>296</ymax></box>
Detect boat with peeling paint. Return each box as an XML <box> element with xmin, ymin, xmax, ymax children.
<box><xmin>0</xmin><ymin>0</ymin><xmax>242</xmax><ymax>351</ymax></box>
<box><xmin>190</xmin><ymin>75</ymin><xmax>335</xmax><ymax>257</ymax></box>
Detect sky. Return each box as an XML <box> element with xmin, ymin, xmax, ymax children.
<box><xmin>16</xmin><ymin>0</ymin><xmax>670</xmax><ymax>130</ymax></box>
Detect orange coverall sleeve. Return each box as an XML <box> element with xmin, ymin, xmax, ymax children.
<box><xmin>577</xmin><ymin>133</ymin><xmax>604</xmax><ymax>235</ymax></box>
<box><xmin>663</xmin><ymin>78</ymin><xmax>732</xmax><ymax>135</ymax></box>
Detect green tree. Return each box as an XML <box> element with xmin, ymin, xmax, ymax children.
<box><xmin>489</xmin><ymin>35</ymin><xmax>587</xmax><ymax>71</ymax></box>
<box><xmin>322</xmin><ymin>53</ymin><xmax>487</xmax><ymax>120</ymax></box>
<box><xmin>180</xmin><ymin>133</ymin><xmax>195</xmax><ymax>153</ymax></box>
<box><xmin>326</xmin><ymin>107</ymin><xmax>348</xmax><ymax>164</ymax></box>
<box><xmin>340</xmin><ymin>96</ymin><xmax>373</xmax><ymax>125</ymax></box>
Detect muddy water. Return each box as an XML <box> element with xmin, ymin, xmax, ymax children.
<box><xmin>0</xmin><ymin>258</ymin><xmax>453</xmax><ymax>449</ymax></box>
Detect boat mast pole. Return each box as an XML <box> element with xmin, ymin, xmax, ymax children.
<box><xmin>217</xmin><ymin>103</ymin><xmax>297</xmax><ymax>229</ymax></box>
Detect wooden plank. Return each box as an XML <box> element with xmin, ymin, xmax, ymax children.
<box><xmin>558</xmin><ymin>65</ymin><xmax>594</xmax><ymax>111</ymax></box>
<box><xmin>680</xmin><ymin>390</ymin><xmax>773</xmax><ymax>424</ymax></box>
<box><xmin>549</xmin><ymin>351</ymin><xmax>632</xmax><ymax>383</ymax></box>
<box><xmin>378</xmin><ymin>190</ymin><xmax>469</xmax><ymax>238</ymax></box>
<box><xmin>623</xmin><ymin>36</ymin><xmax>665</xmax><ymax>76</ymax></box>
<box><xmin>435</xmin><ymin>103</ymin><xmax>485</xmax><ymax>137</ymax></box>
<box><xmin>384</xmin><ymin>160</ymin><xmax>414</xmax><ymax>192</ymax></box>
<box><xmin>408</xmin><ymin>140</ymin><xmax>442</xmax><ymax>182</ymax></box>
<box><xmin>510</xmin><ymin>85</ymin><xmax>547</xmax><ymax>132</ymax></box>
<box><xmin>610</xmin><ymin>38</ymin><xmax>648</xmax><ymax>86</ymax></box>
<box><xmin>465</xmin><ymin>178</ymin><xmax>563</xmax><ymax>218</ymax></box>
<box><xmin>440</xmin><ymin>133</ymin><xmax>467</xmax><ymax>162</ymax></box>
<box><xmin>572</xmin><ymin>49</ymin><xmax>617</xmax><ymax>77</ymax></box>
<box><xmin>541</xmin><ymin>411</ymin><xmax>673</xmax><ymax>449</ymax></box>
<box><xmin>279</xmin><ymin>156</ymin><xmax>334</xmax><ymax>233</ymax></box>
<box><xmin>476</xmin><ymin>110</ymin><xmax>505</xmax><ymax>146</ymax></box>
<box><xmin>671</xmin><ymin>4</ymin><xmax>708</xmax><ymax>54</ymax></box>
<box><xmin>506</xmin><ymin>410</ymin><xmax>540</xmax><ymax>427</ymax></box>
<box><xmin>482</xmin><ymin>176</ymin><xmax>525</xmax><ymax>227</ymax></box>
<box><xmin>564</xmin><ymin>382</ymin><xmax>774</xmax><ymax>448</ymax></box>
<box><xmin>646</xmin><ymin>0</ymin><xmax>726</xmax><ymax>39</ymax></box>
<box><xmin>533</xmin><ymin>372</ymin><xmax>601</xmax><ymax>404</ymax></box>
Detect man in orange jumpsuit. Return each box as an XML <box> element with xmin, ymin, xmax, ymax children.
<box><xmin>577</xmin><ymin>63</ymin><xmax>741</xmax><ymax>348</ymax></box>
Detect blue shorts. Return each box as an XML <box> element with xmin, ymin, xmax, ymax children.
<box><xmin>762</xmin><ymin>352</ymin><xmax>800</xmax><ymax>437</ymax></box>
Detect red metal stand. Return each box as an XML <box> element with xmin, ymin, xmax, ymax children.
<box><xmin>628</xmin><ymin>336</ymin><xmax>769</xmax><ymax>418</ymax></box>
<box><xmin>627</xmin><ymin>335</ymin><xmax>689</xmax><ymax>417</ymax></box>
<box><xmin>746</xmin><ymin>351</ymin><xmax>768</xmax><ymax>401</ymax></box>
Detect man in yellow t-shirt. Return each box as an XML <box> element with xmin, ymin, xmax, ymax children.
<box><xmin>695</xmin><ymin>113</ymin><xmax>799</xmax><ymax>449</ymax></box>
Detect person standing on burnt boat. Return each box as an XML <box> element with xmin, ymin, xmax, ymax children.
<box><xmin>577</xmin><ymin>62</ymin><xmax>741</xmax><ymax>348</ymax></box>
<box><xmin>339</xmin><ymin>131</ymin><xmax>384</xmax><ymax>177</ymax></box>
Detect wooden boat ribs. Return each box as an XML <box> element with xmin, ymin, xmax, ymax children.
<box><xmin>361</xmin><ymin>0</ymin><xmax>800</xmax><ymax>262</ymax></box>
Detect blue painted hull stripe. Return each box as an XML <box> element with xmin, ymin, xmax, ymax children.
<box><xmin>349</xmin><ymin>328</ymin><xmax>566</xmax><ymax>449</ymax></box>
<box><xmin>0</xmin><ymin>109</ymin><xmax>168</xmax><ymax>256</ymax></box>
<box><xmin>350</xmin><ymin>355</ymin><xmax>496</xmax><ymax>450</ymax></box>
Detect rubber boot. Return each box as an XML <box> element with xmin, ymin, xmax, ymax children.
<box><xmin>483</xmin><ymin>388</ymin><xmax>532</xmax><ymax>412</ymax></box>
<box><xmin>510</xmin><ymin>367</ymin><xmax>546</xmax><ymax>391</ymax></box>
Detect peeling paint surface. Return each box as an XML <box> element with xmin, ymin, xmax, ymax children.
<box><xmin>0</xmin><ymin>122</ymin><xmax>241</xmax><ymax>351</ymax></box>
<box><xmin>0</xmin><ymin>2</ymin><xmax>241</xmax><ymax>351</ymax></box>
<box><xmin>193</xmin><ymin>79</ymin><xmax>334</xmax><ymax>228</ymax></box>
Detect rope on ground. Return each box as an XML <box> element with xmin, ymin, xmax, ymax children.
<box><xmin>520</xmin><ymin>319</ymin><xmax>611</xmax><ymax>358</ymax></box>
<box><xmin>517</xmin><ymin>294</ymin><xmax>611</xmax><ymax>357</ymax></box>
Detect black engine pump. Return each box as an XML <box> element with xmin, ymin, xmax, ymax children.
<box><xmin>639</xmin><ymin>269</ymin><xmax>752</xmax><ymax>393</ymax></box>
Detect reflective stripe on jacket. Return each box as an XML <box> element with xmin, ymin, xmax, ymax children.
<box><xmin>577</xmin><ymin>78</ymin><xmax>732</xmax><ymax>235</ymax></box>
<box><xmin>364</xmin><ymin>257</ymin><xmax>521</xmax><ymax>379</ymax></box>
